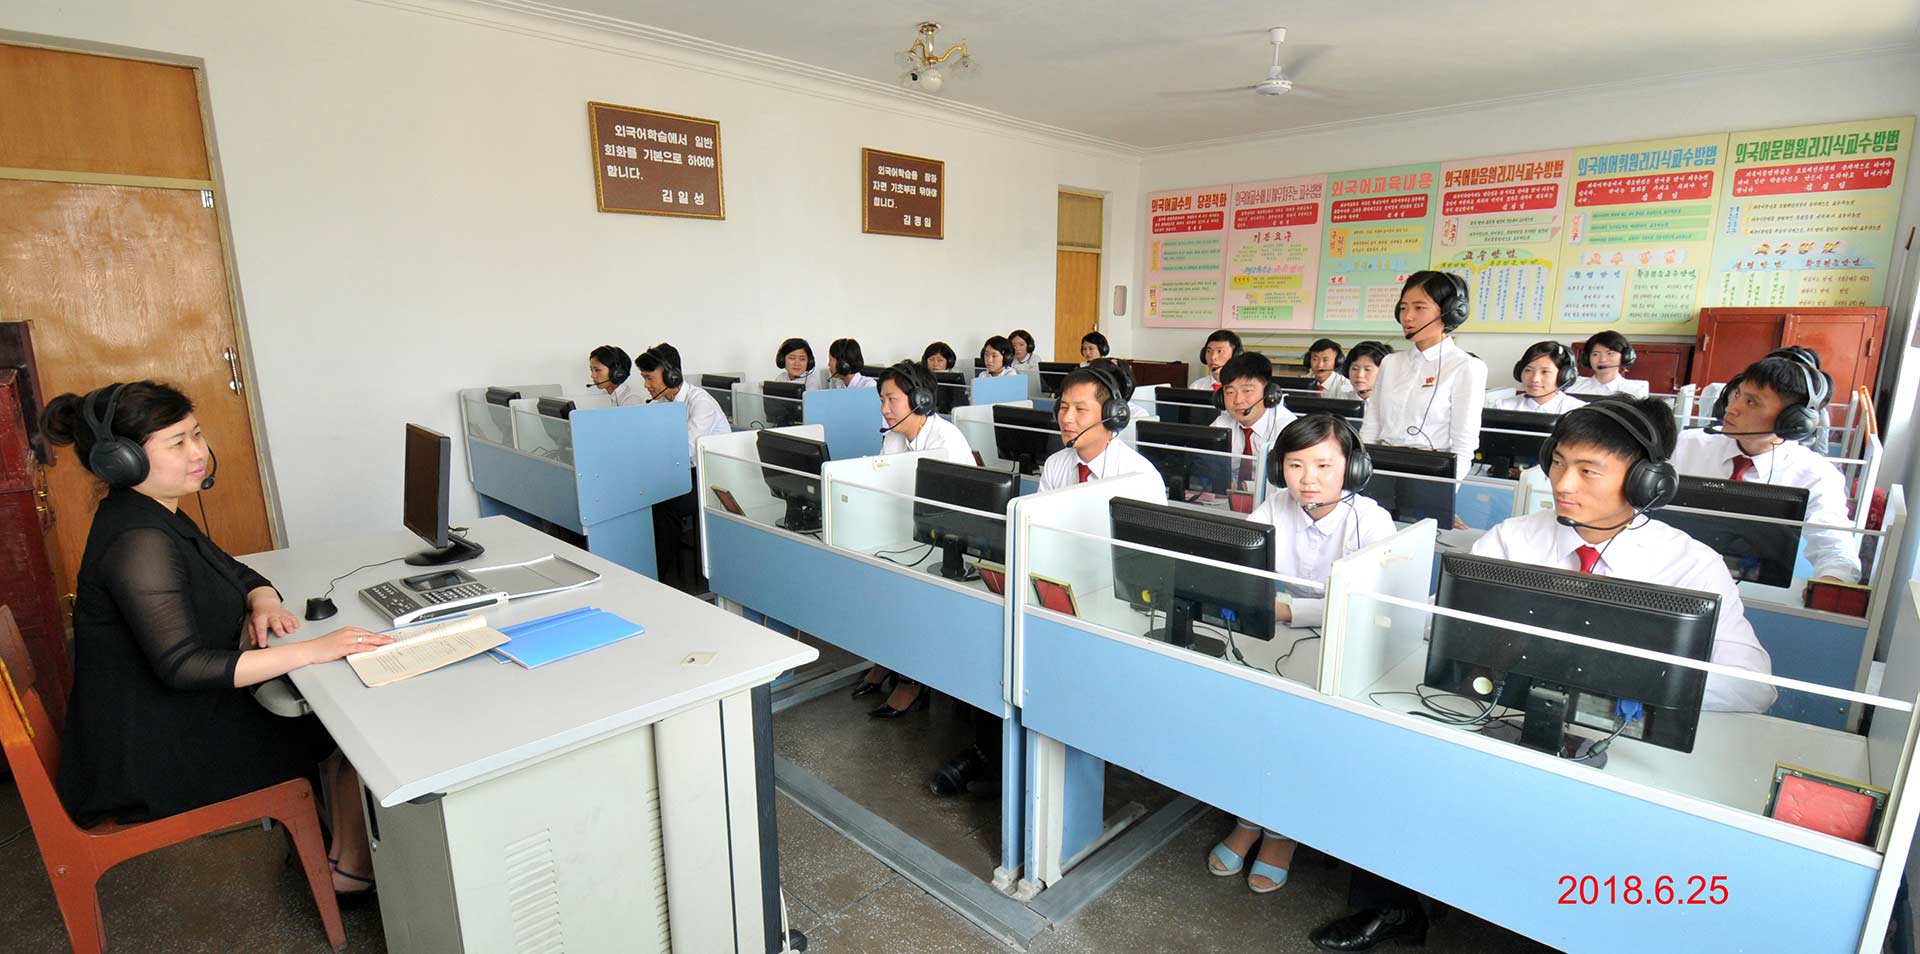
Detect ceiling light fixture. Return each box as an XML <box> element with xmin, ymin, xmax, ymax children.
<box><xmin>896</xmin><ymin>22</ymin><xmax>971</xmax><ymax>94</ymax></box>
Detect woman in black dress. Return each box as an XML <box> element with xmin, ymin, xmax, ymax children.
<box><xmin>42</xmin><ymin>381</ymin><xmax>394</xmax><ymax>899</ymax></box>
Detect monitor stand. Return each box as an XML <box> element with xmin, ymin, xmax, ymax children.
<box><xmin>934</xmin><ymin>539</ymin><xmax>977</xmax><ymax>581</ymax></box>
<box><xmin>406</xmin><ymin>532</ymin><xmax>484</xmax><ymax>566</ymax></box>
<box><xmin>1146</xmin><ymin>602</ymin><xmax>1225</xmax><ymax>658</ymax></box>
<box><xmin>777</xmin><ymin>499</ymin><xmax>822</xmax><ymax>534</ymax></box>
<box><xmin>1478</xmin><ymin>687</ymin><xmax>1609</xmax><ymax>768</ymax></box>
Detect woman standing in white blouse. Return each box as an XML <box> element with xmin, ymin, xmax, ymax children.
<box><xmin>1358</xmin><ymin>271</ymin><xmax>1488</xmax><ymax>480</ymax></box>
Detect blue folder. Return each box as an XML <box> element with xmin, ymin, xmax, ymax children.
<box><xmin>491</xmin><ymin>607</ymin><xmax>644</xmax><ymax>669</ymax></box>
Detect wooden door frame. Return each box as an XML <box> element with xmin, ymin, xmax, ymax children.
<box><xmin>0</xmin><ymin>30</ymin><xmax>288</xmax><ymax>548</ymax></box>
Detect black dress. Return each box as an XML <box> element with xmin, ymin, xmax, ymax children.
<box><xmin>55</xmin><ymin>488</ymin><xmax>334</xmax><ymax>827</ymax></box>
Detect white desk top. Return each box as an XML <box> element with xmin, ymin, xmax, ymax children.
<box><xmin>244</xmin><ymin>516</ymin><xmax>817</xmax><ymax>807</ymax></box>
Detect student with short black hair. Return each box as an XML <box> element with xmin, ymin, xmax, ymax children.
<box><xmin>1191</xmin><ymin>329</ymin><xmax>1244</xmax><ymax>390</ymax></box>
<box><xmin>1305</xmin><ymin>338</ymin><xmax>1357</xmax><ymax>399</ymax></box>
<box><xmin>637</xmin><ymin>343</ymin><xmax>730</xmax><ymax>457</ymax></box>
<box><xmin>921</xmin><ymin>341</ymin><xmax>957</xmax><ymax>373</ymax></box>
<box><xmin>1568</xmin><ymin>330</ymin><xmax>1649</xmax><ymax>397</ymax></box>
<box><xmin>1671</xmin><ymin>349</ymin><xmax>1858</xmax><ymax>583</ymax></box>
<box><xmin>1008</xmin><ymin>329</ymin><xmax>1038</xmax><ymax>371</ymax></box>
<box><xmin>1340</xmin><ymin>341</ymin><xmax>1392</xmax><ymax>401</ymax></box>
<box><xmin>978</xmin><ymin>336</ymin><xmax>1018</xmax><ymax>378</ymax></box>
<box><xmin>1078</xmin><ymin>331</ymin><xmax>1110</xmax><ymax>366</ymax></box>
<box><xmin>1358</xmin><ymin>271</ymin><xmax>1488</xmax><ymax>480</ymax></box>
<box><xmin>1038</xmin><ymin>366</ymin><xmax>1164</xmax><ymax>493</ymax></box>
<box><xmin>1491</xmin><ymin>340</ymin><xmax>1582</xmax><ymax>414</ymax></box>
<box><xmin>639</xmin><ymin>343</ymin><xmax>732</xmax><ymax>592</ymax></box>
<box><xmin>775</xmin><ymin>337</ymin><xmax>825</xmax><ymax>390</ymax></box>
<box><xmin>588</xmin><ymin>345</ymin><xmax>642</xmax><ymax>406</ymax></box>
<box><xmin>825</xmin><ymin>338</ymin><xmax>874</xmax><ymax>389</ymax></box>
<box><xmin>1213</xmin><ymin>352</ymin><xmax>1296</xmax><ymax>489</ymax></box>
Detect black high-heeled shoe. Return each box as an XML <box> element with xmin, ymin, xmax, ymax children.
<box><xmin>851</xmin><ymin>666</ymin><xmax>890</xmax><ymax>699</ymax></box>
<box><xmin>868</xmin><ymin>681</ymin><xmax>928</xmax><ymax>718</ymax></box>
<box><xmin>331</xmin><ymin>864</ymin><xmax>378</xmax><ymax>911</ymax></box>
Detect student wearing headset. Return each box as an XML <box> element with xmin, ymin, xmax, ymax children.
<box><xmin>977</xmin><ymin>336</ymin><xmax>1019</xmax><ymax>378</ymax></box>
<box><xmin>922</xmin><ymin>341</ymin><xmax>957</xmax><ymax>373</ymax></box>
<box><xmin>588</xmin><ymin>345</ymin><xmax>643</xmax><ymax>406</ymax></box>
<box><xmin>1212</xmin><ymin>352</ymin><xmax>1296</xmax><ymax>490</ymax></box>
<box><xmin>825</xmin><ymin>338</ymin><xmax>875</xmax><ymax>389</ymax></box>
<box><xmin>1358</xmin><ymin>271</ymin><xmax>1488</xmax><ymax>480</ymax></box>
<box><xmin>1311</xmin><ymin>397</ymin><xmax>1775</xmax><ymax>952</ymax></box>
<box><xmin>639</xmin><ymin>343</ymin><xmax>732</xmax><ymax>592</ymax></box>
<box><xmin>1568</xmin><ymin>330</ymin><xmax>1649</xmax><ymax>397</ymax></box>
<box><xmin>1210</xmin><ymin>415</ymin><xmax>1394</xmax><ymax>895</ymax></box>
<box><xmin>1039</xmin><ymin>365</ymin><xmax>1165</xmax><ymax>494</ymax></box>
<box><xmin>637</xmin><ymin>342</ymin><xmax>730</xmax><ymax>459</ymax></box>
<box><xmin>1340</xmin><ymin>341</ymin><xmax>1393</xmax><ymax>401</ymax></box>
<box><xmin>1191</xmin><ymin>329</ymin><xmax>1243</xmax><ymax>390</ymax></box>
<box><xmin>1008</xmin><ymin>329</ymin><xmax>1039</xmax><ymax>371</ymax></box>
<box><xmin>1490</xmin><ymin>340</ymin><xmax>1583</xmax><ymax>414</ymax></box>
<box><xmin>1078</xmin><ymin>331</ymin><xmax>1110</xmax><ymax>366</ymax></box>
<box><xmin>775</xmin><ymin>337</ymin><xmax>826</xmax><ymax>391</ymax></box>
<box><xmin>1305</xmin><ymin>338</ymin><xmax>1359</xmax><ymax>399</ymax></box>
<box><xmin>1672</xmin><ymin>348</ymin><xmax>1859</xmax><ymax>583</ymax></box>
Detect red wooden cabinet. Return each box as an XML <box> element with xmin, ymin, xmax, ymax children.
<box><xmin>0</xmin><ymin>369</ymin><xmax>70</xmax><ymax>727</ymax></box>
<box><xmin>1691</xmin><ymin>307</ymin><xmax>1886</xmax><ymax>398</ymax></box>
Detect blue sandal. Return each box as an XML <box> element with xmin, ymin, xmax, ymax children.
<box><xmin>1207</xmin><ymin>820</ymin><xmax>1261</xmax><ymax>876</ymax></box>
<box><xmin>1247</xmin><ymin>831</ymin><xmax>1293</xmax><ymax>893</ymax></box>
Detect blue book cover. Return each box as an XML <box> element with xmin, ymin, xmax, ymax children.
<box><xmin>491</xmin><ymin>608</ymin><xmax>644</xmax><ymax>669</ymax></box>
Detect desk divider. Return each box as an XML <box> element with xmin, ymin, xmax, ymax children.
<box><xmin>969</xmin><ymin>374</ymin><xmax>1028</xmax><ymax>407</ymax></box>
<box><xmin>953</xmin><ymin>400</ymin><xmax>1032</xmax><ymax>472</ymax></box>
<box><xmin>1322</xmin><ymin>519</ymin><xmax>1438</xmax><ymax>701</ymax></box>
<box><xmin>821</xmin><ymin>452</ymin><xmax>928</xmax><ymax>555</ymax></box>
<box><xmin>804</xmin><ymin>387</ymin><xmax>884</xmax><ymax>460</ymax></box>
<box><xmin>695</xmin><ymin>424</ymin><xmax>828</xmax><ymax>580</ymax></box>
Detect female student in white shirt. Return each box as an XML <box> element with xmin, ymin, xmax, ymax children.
<box><xmin>1078</xmin><ymin>331</ymin><xmax>1110</xmax><ymax>366</ymax></box>
<box><xmin>588</xmin><ymin>345</ymin><xmax>644</xmax><ymax>406</ymax></box>
<box><xmin>1008</xmin><ymin>329</ymin><xmax>1038</xmax><ymax>372</ymax></box>
<box><xmin>1490</xmin><ymin>340</ymin><xmax>1583</xmax><ymax>414</ymax></box>
<box><xmin>1190</xmin><ymin>329</ymin><xmax>1243</xmax><ymax>390</ymax></box>
<box><xmin>1339</xmin><ymin>341</ymin><xmax>1392</xmax><ymax>401</ymax></box>
<box><xmin>825</xmin><ymin>338</ymin><xmax>875</xmax><ymax>389</ymax></box>
<box><xmin>1358</xmin><ymin>270</ymin><xmax>1488</xmax><ymax>480</ymax></box>
<box><xmin>1567</xmin><ymin>331</ymin><xmax>1650</xmax><ymax>397</ymax></box>
<box><xmin>977</xmin><ymin>336</ymin><xmax>1019</xmax><ymax>378</ymax></box>
<box><xmin>921</xmin><ymin>341</ymin><xmax>956</xmax><ymax>373</ymax></box>
<box><xmin>775</xmin><ymin>338</ymin><xmax>825</xmax><ymax>390</ymax></box>
<box><xmin>1305</xmin><ymin>339</ymin><xmax>1359</xmax><ymax>399</ymax></box>
<box><xmin>1210</xmin><ymin>415</ymin><xmax>1393</xmax><ymax>894</ymax></box>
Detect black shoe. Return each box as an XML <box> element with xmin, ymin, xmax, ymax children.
<box><xmin>930</xmin><ymin>746</ymin><xmax>995</xmax><ymax>796</ymax></box>
<box><xmin>850</xmin><ymin>679</ymin><xmax>884</xmax><ymax>700</ymax></box>
<box><xmin>851</xmin><ymin>666</ymin><xmax>890</xmax><ymax>699</ymax></box>
<box><xmin>868</xmin><ymin>682</ymin><xmax>926</xmax><ymax>718</ymax></box>
<box><xmin>1309</xmin><ymin>906</ymin><xmax>1427</xmax><ymax>951</ymax></box>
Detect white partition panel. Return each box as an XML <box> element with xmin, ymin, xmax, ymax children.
<box><xmin>1322</xmin><ymin>519</ymin><xmax>1438</xmax><ymax>700</ymax></box>
<box><xmin>821</xmin><ymin>452</ymin><xmax>929</xmax><ymax>554</ymax></box>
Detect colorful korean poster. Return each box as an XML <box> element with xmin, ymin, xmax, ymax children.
<box><xmin>1221</xmin><ymin>175</ymin><xmax>1325</xmax><ymax>329</ymax></box>
<box><xmin>1553</xmin><ymin>134</ymin><xmax>1727</xmax><ymax>334</ymax></box>
<box><xmin>1143</xmin><ymin>185</ymin><xmax>1231</xmax><ymax>328</ymax></box>
<box><xmin>1709</xmin><ymin>117</ymin><xmax>1913</xmax><ymax>309</ymax></box>
<box><xmin>1314</xmin><ymin>163</ymin><xmax>1439</xmax><ymax>332</ymax></box>
<box><xmin>1430</xmin><ymin>150</ymin><xmax>1571</xmax><ymax>333</ymax></box>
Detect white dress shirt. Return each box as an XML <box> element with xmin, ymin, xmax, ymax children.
<box><xmin>1314</xmin><ymin>372</ymin><xmax>1360</xmax><ymax>401</ymax></box>
<box><xmin>1471</xmin><ymin>508</ymin><xmax>1776</xmax><ymax>713</ymax></box>
<box><xmin>1210</xmin><ymin>403</ymin><xmax>1296</xmax><ymax>487</ymax></box>
<box><xmin>1359</xmin><ymin>337</ymin><xmax>1488</xmax><ymax>479</ymax></box>
<box><xmin>777</xmin><ymin>368</ymin><xmax>826</xmax><ymax>391</ymax></box>
<box><xmin>1246</xmin><ymin>493</ymin><xmax>1395</xmax><ymax>628</ymax></box>
<box><xmin>1012</xmin><ymin>354</ymin><xmax>1039</xmax><ymax>372</ymax></box>
<box><xmin>1039</xmin><ymin>436</ymin><xmax>1167</xmax><ymax>497</ymax></box>
<box><xmin>827</xmin><ymin>372</ymin><xmax>876</xmax><ymax>390</ymax></box>
<box><xmin>881</xmin><ymin>415</ymin><xmax>976</xmax><ymax>466</ymax></box>
<box><xmin>1190</xmin><ymin>373</ymin><xmax>1222</xmax><ymax>390</ymax></box>
<box><xmin>1489</xmin><ymin>390</ymin><xmax>1583</xmax><ymax>415</ymax></box>
<box><xmin>656</xmin><ymin>385</ymin><xmax>732</xmax><ymax>459</ymax></box>
<box><xmin>610</xmin><ymin>379</ymin><xmax>647</xmax><ymax>407</ymax></box>
<box><xmin>976</xmin><ymin>367</ymin><xmax>1019</xmax><ymax>380</ymax></box>
<box><xmin>1670</xmin><ymin>429</ymin><xmax>1860</xmax><ymax>583</ymax></box>
<box><xmin>1568</xmin><ymin>375</ymin><xmax>1650</xmax><ymax>398</ymax></box>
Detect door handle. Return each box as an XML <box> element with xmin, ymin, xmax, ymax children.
<box><xmin>223</xmin><ymin>348</ymin><xmax>243</xmax><ymax>393</ymax></box>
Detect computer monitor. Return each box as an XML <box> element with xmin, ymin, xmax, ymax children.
<box><xmin>1038</xmin><ymin>361</ymin><xmax>1077</xmax><ymax>397</ymax></box>
<box><xmin>1109</xmin><ymin>497</ymin><xmax>1276</xmax><ymax>659</ymax></box>
<box><xmin>992</xmin><ymin>405</ymin><xmax>1062</xmax><ymax>476</ymax></box>
<box><xmin>1361</xmin><ymin>444</ymin><xmax>1456</xmax><ymax>526</ymax></box>
<box><xmin>761</xmin><ymin>380</ymin><xmax>806</xmax><ymax>428</ymax></box>
<box><xmin>1134</xmin><ymin>420</ymin><xmax>1234</xmax><ymax>501</ymax></box>
<box><xmin>932</xmin><ymin>370</ymin><xmax>966</xmax><ymax>416</ymax></box>
<box><xmin>860</xmin><ymin>364</ymin><xmax>888</xmax><ymax>381</ymax></box>
<box><xmin>484</xmin><ymin>387</ymin><xmax>520</xmax><ymax>407</ymax></box>
<box><xmin>1476</xmin><ymin>409</ymin><xmax>1560</xmax><ymax>478</ymax></box>
<box><xmin>1658</xmin><ymin>476</ymin><xmax>1809</xmax><ymax>587</ymax></box>
<box><xmin>911</xmin><ymin>459</ymin><xmax>1019</xmax><ymax>580</ymax></box>
<box><xmin>1272</xmin><ymin>375</ymin><xmax>1319</xmax><ymax>393</ymax></box>
<box><xmin>534</xmin><ymin>397</ymin><xmax>576</xmax><ymax>460</ymax></box>
<box><xmin>1284</xmin><ymin>395</ymin><xmax>1364</xmax><ymax>424</ymax></box>
<box><xmin>403</xmin><ymin>424</ymin><xmax>484</xmax><ymax>566</ymax></box>
<box><xmin>756</xmin><ymin>430</ymin><xmax>829</xmax><ymax>532</ymax></box>
<box><xmin>700</xmin><ymin>373</ymin><xmax>741</xmax><ymax>419</ymax></box>
<box><xmin>1425</xmin><ymin>552</ymin><xmax>1717</xmax><ymax>757</ymax></box>
<box><xmin>1155</xmin><ymin>387</ymin><xmax>1219</xmax><ymax>427</ymax></box>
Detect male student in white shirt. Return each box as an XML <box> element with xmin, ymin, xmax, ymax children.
<box><xmin>1190</xmin><ymin>329</ymin><xmax>1243</xmax><ymax>390</ymax></box>
<box><xmin>1489</xmin><ymin>340</ymin><xmax>1584</xmax><ymax>414</ymax></box>
<box><xmin>1310</xmin><ymin>396</ymin><xmax>1776</xmax><ymax>953</ymax></box>
<box><xmin>1567</xmin><ymin>330</ymin><xmax>1650</xmax><ymax>397</ymax></box>
<box><xmin>588</xmin><ymin>345</ymin><xmax>645</xmax><ymax>406</ymax></box>
<box><xmin>1210</xmin><ymin>414</ymin><xmax>1395</xmax><ymax>896</ymax></box>
<box><xmin>638</xmin><ymin>344</ymin><xmax>731</xmax><ymax>459</ymax></box>
<box><xmin>1671</xmin><ymin>348</ymin><xmax>1859</xmax><ymax>583</ymax></box>
<box><xmin>1359</xmin><ymin>271</ymin><xmax>1488</xmax><ymax>480</ymax></box>
<box><xmin>1211</xmin><ymin>352</ymin><xmax>1296</xmax><ymax>490</ymax></box>
<box><xmin>638</xmin><ymin>343</ymin><xmax>732</xmax><ymax>593</ymax></box>
<box><xmin>1305</xmin><ymin>338</ymin><xmax>1359</xmax><ymax>400</ymax></box>
<box><xmin>1038</xmin><ymin>365</ymin><xmax>1165</xmax><ymax>495</ymax></box>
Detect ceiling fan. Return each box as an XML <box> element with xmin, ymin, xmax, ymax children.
<box><xmin>1159</xmin><ymin>27</ymin><xmax>1330</xmax><ymax>99</ymax></box>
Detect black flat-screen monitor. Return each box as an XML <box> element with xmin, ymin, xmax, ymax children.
<box><xmin>860</xmin><ymin>364</ymin><xmax>888</xmax><ymax>381</ymax></box>
<box><xmin>534</xmin><ymin>397</ymin><xmax>576</xmax><ymax>461</ymax></box>
<box><xmin>992</xmin><ymin>405</ymin><xmax>1062</xmax><ymax>476</ymax></box>
<box><xmin>1476</xmin><ymin>409</ymin><xmax>1560</xmax><ymax>478</ymax></box>
<box><xmin>911</xmin><ymin>459</ymin><xmax>1020</xmax><ymax>580</ymax></box>
<box><xmin>484</xmin><ymin>387</ymin><xmax>520</xmax><ymax>407</ymax></box>
<box><xmin>1658</xmin><ymin>476</ymin><xmax>1809</xmax><ymax>587</ymax></box>
<box><xmin>1109</xmin><ymin>497</ymin><xmax>1275</xmax><ymax>659</ymax></box>
<box><xmin>1038</xmin><ymin>361</ymin><xmax>1077</xmax><ymax>397</ymax></box>
<box><xmin>756</xmin><ymin>430</ymin><xmax>829</xmax><ymax>533</ymax></box>
<box><xmin>1361</xmin><ymin>444</ymin><xmax>1457</xmax><ymax>526</ymax></box>
<box><xmin>701</xmin><ymin>373</ymin><xmax>741</xmax><ymax>419</ymax></box>
<box><xmin>1155</xmin><ymin>387</ymin><xmax>1219</xmax><ymax>428</ymax></box>
<box><xmin>932</xmin><ymin>370</ymin><xmax>967</xmax><ymax>416</ymax></box>
<box><xmin>1272</xmin><ymin>375</ymin><xmax>1319</xmax><ymax>393</ymax></box>
<box><xmin>761</xmin><ymin>380</ymin><xmax>806</xmax><ymax>429</ymax></box>
<box><xmin>1134</xmin><ymin>420</ymin><xmax>1235</xmax><ymax>501</ymax></box>
<box><xmin>1285</xmin><ymin>395</ymin><xmax>1364</xmax><ymax>424</ymax></box>
<box><xmin>403</xmin><ymin>424</ymin><xmax>483</xmax><ymax>566</ymax></box>
<box><xmin>1426</xmin><ymin>553</ymin><xmax>1718</xmax><ymax>757</ymax></box>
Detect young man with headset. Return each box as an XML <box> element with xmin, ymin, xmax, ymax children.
<box><xmin>637</xmin><ymin>342</ymin><xmax>730</xmax><ymax>459</ymax></box>
<box><xmin>1310</xmin><ymin>396</ymin><xmax>1775</xmax><ymax>952</ymax></box>
<box><xmin>1212</xmin><ymin>352</ymin><xmax>1296</xmax><ymax>489</ymax></box>
<box><xmin>1671</xmin><ymin>347</ymin><xmax>1860</xmax><ymax>583</ymax></box>
<box><xmin>1039</xmin><ymin>365</ymin><xmax>1165</xmax><ymax>494</ymax></box>
<box><xmin>1358</xmin><ymin>271</ymin><xmax>1488</xmax><ymax>480</ymax></box>
<box><xmin>639</xmin><ymin>343</ymin><xmax>730</xmax><ymax>592</ymax></box>
<box><xmin>1567</xmin><ymin>330</ymin><xmax>1649</xmax><ymax>397</ymax></box>
<box><xmin>1305</xmin><ymin>338</ymin><xmax>1359</xmax><ymax>399</ymax></box>
<box><xmin>1489</xmin><ymin>340</ymin><xmax>1583</xmax><ymax>414</ymax></box>
<box><xmin>1190</xmin><ymin>329</ymin><xmax>1243</xmax><ymax>390</ymax></box>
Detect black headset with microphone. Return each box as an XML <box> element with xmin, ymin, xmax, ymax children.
<box><xmin>1708</xmin><ymin>347</ymin><xmax>1830</xmax><ymax>444</ymax></box>
<box><xmin>1580</xmin><ymin>333</ymin><xmax>1637</xmax><ymax>373</ymax></box>
<box><xmin>83</xmin><ymin>383</ymin><xmax>217</xmax><ymax>491</ymax></box>
<box><xmin>1537</xmin><ymin>400</ymin><xmax>1677</xmax><ymax>531</ymax></box>
<box><xmin>644</xmin><ymin>345</ymin><xmax>684</xmax><ymax>390</ymax></box>
<box><xmin>1269</xmin><ymin>414</ymin><xmax>1373</xmax><ymax>498</ymax></box>
<box><xmin>1211</xmin><ymin>355</ymin><xmax>1284</xmax><ymax>413</ymax></box>
<box><xmin>1060</xmin><ymin>364</ymin><xmax>1132</xmax><ymax>448</ymax></box>
<box><xmin>1514</xmin><ymin>341</ymin><xmax>1578</xmax><ymax>393</ymax></box>
<box><xmin>877</xmin><ymin>361</ymin><xmax>937</xmax><ymax>434</ymax></box>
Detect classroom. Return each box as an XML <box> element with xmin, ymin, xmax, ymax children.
<box><xmin>1</xmin><ymin>2</ymin><xmax>1919</xmax><ymax>953</ymax></box>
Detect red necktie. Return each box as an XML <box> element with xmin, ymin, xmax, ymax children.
<box><xmin>1076</xmin><ymin>463</ymin><xmax>1092</xmax><ymax>484</ymax></box>
<box><xmin>1239</xmin><ymin>426</ymin><xmax>1256</xmax><ymax>483</ymax></box>
<box><xmin>1729</xmin><ymin>456</ymin><xmax>1755</xmax><ymax>481</ymax></box>
<box><xmin>1212</xmin><ymin>382</ymin><xmax>1222</xmax><ymax>391</ymax></box>
<box><xmin>1575</xmin><ymin>545</ymin><xmax>1601</xmax><ymax>574</ymax></box>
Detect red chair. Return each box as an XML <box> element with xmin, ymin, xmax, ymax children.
<box><xmin>0</xmin><ymin>606</ymin><xmax>345</xmax><ymax>953</ymax></box>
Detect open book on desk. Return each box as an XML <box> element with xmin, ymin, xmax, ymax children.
<box><xmin>348</xmin><ymin>615</ymin><xmax>509</xmax><ymax>688</ymax></box>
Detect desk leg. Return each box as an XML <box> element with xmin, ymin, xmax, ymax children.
<box><xmin>658</xmin><ymin>689</ymin><xmax>784</xmax><ymax>954</ymax></box>
<box><xmin>1019</xmin><ymin>730</ymin><xmax>1105</xmax><ymax>895</ymax></box>
<box><xmin>994</xmin><ymin>709</ymin><xmax>1026</xmax><ymax>894</ymax></box>
<box><xmin>584</xmin><ymin>507</ymin><xmax>660</xmax><ymax>580</ymax></box>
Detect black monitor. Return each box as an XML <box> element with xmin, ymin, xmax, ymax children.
<box><xmin>1425</xmin><ymin>553</ymin><xmax>1717</xmax><ymax>758</ymax></box>
<box><xmin>1134</xmin><ymin>420</ymin><xmax>1234</xmax><ymax>501</ymax></box>
<box><xmin>756</xmin><ymin>430</ymin><xmax>828</xmax><ymax>533</ymax></box>
<box><xmin>1272</xmin><ymin>375</ymin><xmax>1319</xmax><ymax>393</ymax></box>
<box><xmin>1285</xmin><ymin>395</ymin><xmax>1364</xmax><ymax>424</ymax></box>
<box><xmin>861</xmin><ymin>364</ymin><xmax>888</xmax><ymax>381</ymax></box>
<box><xmin>911</xmin><ymin>459</ymin><xmax>1019</xmax><ymax>580</ymax></box>
<box><xmin>534</xmin><ymin>397</ymin><xmax>576</xmax><ymax>459</ymax></box>
<box><xmin>1038</xmin><ymin>361</ymin><xmax>1077</xmax><ymax>396</ymax></box>
<box><xmin>1155</xmin><ymin>387</ymin><xmax>1219</xmax><ymax>427</ymax></box>
<box><xmin>1658</xmin><ymin>476</ymin><xmax>1809</xmax><ymax>587</ymax></box>
<box><xmin>536</xmin><ymin>396</ymin><xmax>575</xmax><ymax>418</ymax></box>
<box><xmin>932</xmin><ymin>370</ymin><xmax>966</xmax><ymax>416</ymax></box>
<box><xmin>1476</xmin><ymin>409</ymin><xmax>1560</xmax><ymax>478</ymax></box>
<box><xmin>1109</xmin><ymin>497</ymin><xmax>1276</xmax><ymax>659</ymax></box>
<box><xmin>484</xmin><ymin>387</ymin><xmax>520</xmax><ymax>406</ymax></box>
<box><xmin>700</xmin><ymin>373</ymin><xmax>741</xmax><ymax>419</ymax></box>
<box><xmin>403</xmin><ymin>424</ymin><xmax>483</xmax><ymax>566</ymax></box>
<box><xmin>992</xmin><ymin>405</ymin><xmax>1062</xmax><ymax>475</ymax></box>
<box><xmin>761</xmin><ymin>380</ymin><xmax>806</xmax><ymax>428</ymax></box>
<box><xmin>1362</xmin><ymin>444</ymin><xmax>1456</xmax><ymax>526</ymax></box>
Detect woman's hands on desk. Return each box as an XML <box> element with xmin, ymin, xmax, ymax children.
<box><xmin>231</xmin><ymin>625</ymin><xmax>393</xmax><ymax>688</ymax></box>
<box><xmin>300</xmin><ymin>627</ymin><xmax>395</xmax><ymax>664</ymax></box>
<box><xmin>1273</xmin><ymin>596</ymin><xmax>1293</xmax><ymax>625</ymax></box>
<box><xmin>246</xmin><ymin>588</ymin><xmax>301</xmax><ymax>648</ymax></box>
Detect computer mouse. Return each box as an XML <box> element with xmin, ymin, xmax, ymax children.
<box><xmin>305</xmin><ymin>597</ymin><xmax>338</xmax><ymax>621</ymax></box>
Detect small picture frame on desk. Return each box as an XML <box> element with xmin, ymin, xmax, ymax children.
<box><xmin>1029</xmin><ymin>574</ymin><xmax>1080</xmax><ymax>618</ymax></box>
<box><xmin>1763</xmin><ymin>762</ymin><xmax>1888</xmax><ymax>846</ymax></box>
<box><xmin>710</xmin><ymin>485</ymin><xmax>745</xmax><ymax>516</ymax></box>
<box><xmin>976</xmin><ymin>562</ymin><xmax>1007</xmax><ymax>596</ymax></box>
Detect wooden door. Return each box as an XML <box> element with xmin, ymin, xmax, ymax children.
<box><xmin>1054</xmin><ymin>251</ymin><xmax>1100</xmax><ymax>361</ymax></box>
<box><xmin>1783</xmin><ymin>310</ymin><xmax>1885</xmax><ymax>399</ymax></box>
<box><xmin>1691</xmin><ymin>309</ymin><xmax>1786</xmax><ymax>387</ymax></box>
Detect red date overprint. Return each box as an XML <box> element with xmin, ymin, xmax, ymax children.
<box><xmin>1557</xmin><ymin>875</ymin><xmax>1727</xmax><ymax>906</ymax></box>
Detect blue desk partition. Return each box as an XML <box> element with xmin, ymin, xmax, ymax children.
<box><xmin>805</xmin><ymin>387</ymin><xmax>883</xmax><ymax>460</ymax></box>
<box><xmin>969</xmin><ymin>374</ymin><xmax>1027</xmax><ymax>408</ymax></box>
<box><xmin>464</xmin><ymin>395</ymin><xmax>688</xmax><ymax>579</ymax></box>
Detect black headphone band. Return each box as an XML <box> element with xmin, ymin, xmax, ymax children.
<box><xmin>1574</xmin><ymin>401</ymin><xmax>1661</xmax><ymax>461</ymax></box>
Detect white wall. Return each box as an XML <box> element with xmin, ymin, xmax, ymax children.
<box><xmin>5</xmin><ymin>0</ymin><xmax>1141</xmax><ymax>542</ymax></box>
<box><xmin>1126</xmin><ymin>49</ymin><xmax>1920</xmax><ymax>436</ymax></box>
